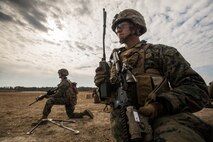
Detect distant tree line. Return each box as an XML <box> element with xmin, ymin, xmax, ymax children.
<box><xmin>0</xmin><ymin>86</ymin><xmax>95</xmax><ymax>92</ymax></box>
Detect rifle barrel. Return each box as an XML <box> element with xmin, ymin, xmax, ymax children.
<box><xmin>28</xmin><ymin>100</ymin><xmax>38</xmax><ymax>106</ymax></box>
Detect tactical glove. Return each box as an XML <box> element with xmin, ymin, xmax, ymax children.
<box><xmin>139</xmin><ymin>102</ymin><xmax>164</xmax><ymax>119</ymax></box>
<box><xmin>94</xmin><ymin>66</ymin><xmax>107</xmax><ymax>87</ymax></box>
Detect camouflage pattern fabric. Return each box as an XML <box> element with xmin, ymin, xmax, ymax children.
<box><xmin>153</xmin><ymin>112</ymin><xmax>213</xmax><ymax>142</ymax></box>
<box><xmin>110</xmin><ymin>109</ymin><xmax>126</xmax><ymax>142</ymax></box>
<box><xmin>109</xmin><ymin>41</ymin><xmax>212</xmax><ymax>142</ymax></box>
<box><xmin>52</xmin><ymin>78</ymin><xmax>77</xmax><ymax>105</ymax></box>
<box><xmin>43</xmin><ymin>78</ymin><xmax>84</xmax><ymax>118</ymax></box>
<box><xmin>111</xmin><ymin>109</ymin><xmax>213</xmax><ymax>142</ymax></box>
<box><xmin>42</xmin><ymin>97</ymin><xmax>84</xmax><ymax>118</ymax></box>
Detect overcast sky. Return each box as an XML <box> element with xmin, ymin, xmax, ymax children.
<box><xmin>0</xmin><ymin>0</ymin><xmax>212</xmax><ymax>87</ymax></box>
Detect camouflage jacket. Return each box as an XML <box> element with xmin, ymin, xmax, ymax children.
<box><xmin>110</xmin><ymin>40</ymin><xmax>209</xmax><ymax>114</ymax></box>
<box><xmin>52</xmin><ymin>78</ymin><xmax>77</xmax><ymax>105</ymax></box>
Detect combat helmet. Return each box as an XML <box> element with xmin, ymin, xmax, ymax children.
<box><xmin>112</xmin><ymin>9</ymin><xmax>147</xmax><ymax>36</ymax></box>
<box><xmin>58</xmin><ymin>68</ymin><xmax>69</xmax><ymax>76</ymax></box>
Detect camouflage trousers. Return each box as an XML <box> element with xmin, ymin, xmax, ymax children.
<box><xmin>110</xmin><ymin>109</ymin><xmax>213</xmax><ymax>142</ymax></box>
<box><xmin>43</xmin><ymin>97</ymin><xmax>84</xmax><ymax>118</ymax></box>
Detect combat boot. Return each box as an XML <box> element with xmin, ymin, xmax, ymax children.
<box><xmin>83</xmin><ymin>109</ymin><xmax>94</xmax><ymax>119</ymax></box>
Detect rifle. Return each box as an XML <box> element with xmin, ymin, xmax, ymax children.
<box><xmin>28</xmin><ymin>88</ymin><xmax>58</xmax><ymax>106</ymax></box>
<box><xmin>99</xmin><ymin>8</ymin><xmax>111</xmax><ymax>101</ymax></box>
<box><xmin>112</xmin><ymin>51</ymin><xmax>152</xmax><ymax>142</ymax></box>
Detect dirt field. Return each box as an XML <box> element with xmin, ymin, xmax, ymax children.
<box><xmin>0</xmin><ymin>91</ymin><xmax>212</xmax><ymax>142</ymax></box>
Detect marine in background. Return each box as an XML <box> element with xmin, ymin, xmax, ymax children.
<box><xmin>33</xmin><ymin>68</ymin><xmax>93</xmax><ymax>125</ymax></box>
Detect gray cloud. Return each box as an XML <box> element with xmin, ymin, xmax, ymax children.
<box><xmin>74</xmin><ymin>41</ymin><xmax>94</xmax><ymax>51</ymax></box>
<box><xmin>0</xmin><ymin>11</ymin><xmax>13</xmax><ymax>22</ymax></box>
<box><xmin>21</xmin><ymin>12</ymin><xmax>48</xmax><ymax>32</ymax></box>
<box><xmin>8</xmin><ymin>0</ymin><xmax>36</xmax><ymax>8</ymax></box>
<box><xmin>75</xmin><ymin>42</ymin><xmax>86</xmax><ymax>51</ymax></box>
<box><xmin>5</xmin><ymin>0</ymin><xmax>48</xmax><ymax>32</ymax></box>
<box><xmin>42</xmin><ymin>39</ymin><xmax>61</xmax><ymax>46</ymax></box>
<box><xmin>75</xmin><ymin>65</ymin><xmax>92</xmax><ymax>70</ymax></box>
<box><xmin>72</xmin><ymin>0</ymin><xmax>92</xmax><ymax>16</ymax></box>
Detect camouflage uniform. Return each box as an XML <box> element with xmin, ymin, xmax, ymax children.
<box><xmin>109</xmin><ymin>41</ymin><xmax>213</xmax><ymax>142</ymax></box>
<box><xmin>43</xmin><ymin>77</ymin><xmax>84</xmax><ymax>118</ymax></box>
<box><xmin>94</xmin><ymin>9</ymin><xmax>212</xmax><ymax>142</ymax></box>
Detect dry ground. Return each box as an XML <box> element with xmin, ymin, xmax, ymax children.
<box><xmin>0</xmin><ymin>91</ymin><xmax>212</xmax><ymax>142</ymax></box>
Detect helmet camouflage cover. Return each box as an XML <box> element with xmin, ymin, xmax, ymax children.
<box><xmin>112</xmin><ymin>9</ymin><xmax>147</xmax><ymax>36</ymax></box>
<box><xmin>58</xmin><ymin>68</ymin><xmax>69</xmax><ymax>76</ymax></box>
